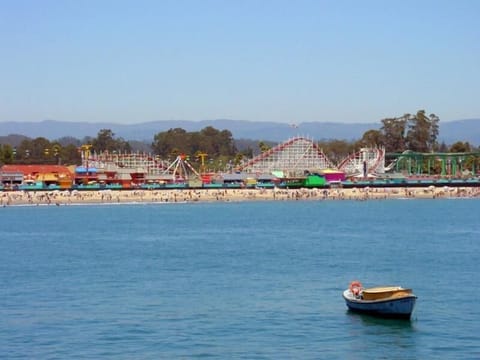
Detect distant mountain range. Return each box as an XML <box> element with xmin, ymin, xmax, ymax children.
<box><xmin>0</xmin><ymin>118</ymin><xmax>479</xmax><ymax>145</ymax></box>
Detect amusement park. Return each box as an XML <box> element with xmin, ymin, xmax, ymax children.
<box><xmin>1</xmin><ymin>136</ymin><xmax>480</xmax><ymax>191</ymax></box>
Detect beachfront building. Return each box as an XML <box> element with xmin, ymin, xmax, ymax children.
<box><xmin>0</xmin><ymin>164</ymin><xmax>74</xmax><ymax>189</ymax></box>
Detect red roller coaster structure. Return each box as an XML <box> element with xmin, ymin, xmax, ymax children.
<box><xmin>239</xmin><ymin>137</ymin><xmax>335</xmax><ymax>176</ymax></box>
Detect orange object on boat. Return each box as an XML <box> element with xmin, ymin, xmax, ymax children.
<box><xmin>349</xmin><ymin>280</ymin><xmax>363</xmax><ymax>296</ymax></box>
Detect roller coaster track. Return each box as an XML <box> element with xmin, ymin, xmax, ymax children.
<box><xmin>239</xmin><ymin>137</ymin><xmax>335</xmax><ymax>175</ymax></box>
<box><xmin>337</xmin><ymin>147</ymin><xmax>385</xmax><ymax>176</ymax></box>
<box><xmin>86</xmin><ymin>140</ymin><xmax>386</xmax><ymax>178</ymax></box>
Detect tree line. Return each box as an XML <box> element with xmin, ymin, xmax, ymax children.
<box><xmin>0</xmin><ymin>110</ymin><xmax>478</xmax><ymax>167</ymax></box>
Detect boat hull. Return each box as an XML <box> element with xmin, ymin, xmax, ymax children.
<box><xmin>343</xmin><ymin>290</ymin><xmax>416</xmax><ymax>319</ymax></box>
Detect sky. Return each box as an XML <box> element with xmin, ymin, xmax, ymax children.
<box><xmin>0</xmin><ymin>0</ymin><xmax>479</xmax><ymax>124</ymax></box>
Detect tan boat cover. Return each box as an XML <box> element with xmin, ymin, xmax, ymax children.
<box><xmin>362</xmin><ymin>286</ymin><xmax>413</xmax><ymax>300</ymax></box>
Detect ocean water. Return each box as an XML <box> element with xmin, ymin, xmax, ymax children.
<box><xmin>1</xmin><ymin>199</ymin><xmax>479</xmax><ymax>359</ymax></box>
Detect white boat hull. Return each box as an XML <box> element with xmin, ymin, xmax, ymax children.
<box><xmin>343</xmin><ymin>289</ymin><xmax>417</xmax><ymax>319</ymax></box>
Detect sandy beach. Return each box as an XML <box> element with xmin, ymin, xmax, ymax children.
<box><xmin>1</xmin><ymin>186</ymin><xmax>480</xmax><ymax>206</ymax></box>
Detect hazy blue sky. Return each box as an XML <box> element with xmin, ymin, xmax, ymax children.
<box><xmin>1</xmin><ymin>0</ymin><xmax>479</xmax><ymax>124</ymax></box>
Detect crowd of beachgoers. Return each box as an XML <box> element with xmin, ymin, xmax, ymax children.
<box><xmin>1</xmin><ymin>186</ymin><xmax>480</xmax><ymax>206</ymax></box>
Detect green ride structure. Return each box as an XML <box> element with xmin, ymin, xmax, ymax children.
<box><xmin>386</xmin><ymin>151</ymin><xmax>480</xmax><ymax>177</ymax></box>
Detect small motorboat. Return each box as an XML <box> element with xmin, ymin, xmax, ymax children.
<box><xmin>343</xmin><ymin>281</ymin><xmax>417</xmax><ymax>319</ymax></box>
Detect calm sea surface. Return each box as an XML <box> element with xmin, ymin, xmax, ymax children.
<box><xmin>1</xmin><ymin>199</ymin><xmax>479</xmax><ymax>359</ymax></box>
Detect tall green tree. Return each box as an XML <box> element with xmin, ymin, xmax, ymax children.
<box><xmin>152</xmin><ymin>127</ymin><xmax>236</xmax><ymax>159</ymax></box>
<box><xmin>0</xmin><ymin>144</ymin><xmax>15</xmax><ymax>164</ymax></box>
<box><xmin>428</xmin><ymin>113</ymin><xmax>440</xmax><ymax>151</ymax></box>
<box><xmin>356</xmin><ymin>129</ymin><xmax>384</xmax><ymax>148</ymax></box>
<box><xmin>449</xmin><ymin>141</ymin><xmax>472</xmax><ymax>153</ymax></box>
<box><xmin>199</xmin><ymin>126</ymin><xmax>221</xmax><ymax>156</ymax></box>
<box><xmin>258</xmin><ymin>141</ymin><xmax>271</xmax><ymax>153</ymax></box>
<box><xmin>380</xmin><ymin>115</ymin><xmax>408</xmax><ymax>153</ymax></box>
<box><xmin>152</xmin><ymin>128</ymin><xmax>190</xmax><ymax>157</ymax></box>
<box><xmin>406</xmin><ymin>110</ymin><xmax>440</xmax><ymax>152</ymax></box>
<box><xmin>91</xmin><ymin>129</ymin><xmax>131</xmax><ymax>153</ymax></box>
<box><xmin>62</xmin><ymin>144</ymin><xmax>82</xmax><ymax>165</ymax></box>
<box><xmin>218</xmin><ymin>129</ymin><xmax>237</xmax><ymax>156</ymax></box>
<box><xmin>29</xmin><ymin>137</ymin><xmax>52</xmax><ymax>163</ymax></box>
<box><xmin>319</xmin><ymin>139</ymin><xmax>355</xmax><ymax>165</ymax></box>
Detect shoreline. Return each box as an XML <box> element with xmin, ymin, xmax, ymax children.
<box><xmin>2</xmin><ymin>186</ymin><xmax>480</xmax><ymax>207</ymax></box>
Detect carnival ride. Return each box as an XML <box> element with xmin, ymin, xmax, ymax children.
<box><xmin>82</xmin><ymin>148</ymin><xmax>202</xmax><ymax>183</ymax></box>
<box><xmin>80</xmin><ymin>137</ymin><xmax>480</xmax><ymax>184</ymax></box>
<box><xmin>239</xmin><ymin>137</ymin><xmax>388</xmax><ymax>177</ymax></box>
<box><xmin>160</xmin><ymin>155</ymin><xmax>200</xmax><ymax>181</ymax></box>
<box><xmin>239</xmin><ymin>137</ymin><xmax>335</xmax><ymax>177</ymax></box>
<box><xmin>80</xmin><ymin>137</ymin><xmax>389</xmax><ymax>181</ymax></box>
<box><xmin>5</xmin><ymin>139</ymin><xmax>480</xmax><ymax>191</ymax></box>
<box><xmin>386</xmin><ymin>150</ymin><xmax>480</xmax><ymax>177</ymax></box>
<box><xmin>83</xmin><ymin>150</ymin><xmax>167</xmax><ymax>175</ymax></box>
<box><xmin>337</xmin><ymin>147</ymin><xmax>386</xmax><ymax>177</ymax></box>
